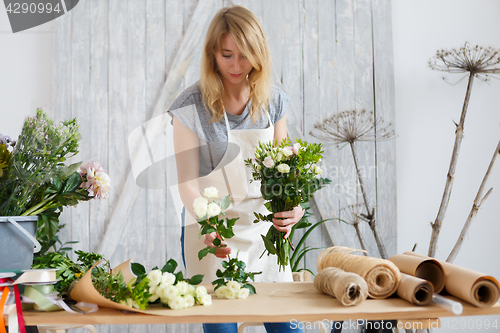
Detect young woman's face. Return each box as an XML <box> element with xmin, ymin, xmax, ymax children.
<box><xmin>215</xmin><ymin>34</ymin><xmax>253</xmax><ymax>86</ymax></box>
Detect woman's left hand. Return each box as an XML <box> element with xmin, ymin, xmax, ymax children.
<box><xmin>272</xmin><ymin>205</ymin><xmax>305</xmax><ymax>239</ymax></box>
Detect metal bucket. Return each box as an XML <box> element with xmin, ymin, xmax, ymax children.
<box><xmin>0</xmin><ymin>216</ymin><xmax>41</xmax><ymax>270</ymax></box>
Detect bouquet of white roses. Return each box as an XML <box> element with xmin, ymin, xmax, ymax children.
<box><xmin>244</xmin><ymin>138</ymin><xmax>331</xmax><ymax>270</ymax></box>
<box><xmin>193</xmin><ymin>187</ymin><xmax>238</xmax><ymax>260</ymax></box>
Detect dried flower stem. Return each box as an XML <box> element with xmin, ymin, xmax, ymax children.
<box><xmin>352</xmin><ymin>223</ymin><xmax>367</xmax><ymax>254</ymax></box>
<box><xmin>447</xmin><ymin>140</ymin><xmax>500</xmax><ymax>263</ymax></box>
<box><xmin>349</xmin><ymin>142</ymin><xmax>387</xmax><ymax>259</ymax></box>
<box><xmin>428</xmin><ymin>73</ymin><xmax>474</xmax><ymax>257</ymax></box>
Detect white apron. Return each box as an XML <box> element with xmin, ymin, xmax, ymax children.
<box><xmin>183</xmin><ymin>110</ymin><xmax>293</xmax><ymax>283</ymax></box>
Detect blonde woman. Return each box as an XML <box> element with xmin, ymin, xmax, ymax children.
<box><xmin>169</xmin><ymin>6</ymin><xmax>304</xmax><ymax>332</ymax></box>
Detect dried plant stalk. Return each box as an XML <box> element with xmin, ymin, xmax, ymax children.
<box><xmin>427</xmin><ymin>43</ymin><xmax>500</xmax><ymax>257</ymax></box>
<box><xmin>447</xmin><ymin>140</ymin><xmax>500</xmax><ymax>263</ymax></box>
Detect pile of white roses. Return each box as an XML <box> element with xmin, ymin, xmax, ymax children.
<box><xmin>146</xmin><ymin>269</ymin><xmax>212</xmax><ymax>310</ymax></box>
<box><xmin>214</xmin><ymin>281</ymin><xmax>250</xmax><ymax>300</ymax></box>
<box><xmin>193</xmin><ymin>186</ymin><xmax>222</xmax><ymax>219</ymax></box>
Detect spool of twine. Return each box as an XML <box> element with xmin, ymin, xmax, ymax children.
<box><xmin>317</xmin><ymin>246</ymin><xmax>401</xmax><ymax>299</ymax></box>
<box><xmin>314</xmin><ymin>267</ymin><xmax>368</xmax><ymax>306</ymax></box>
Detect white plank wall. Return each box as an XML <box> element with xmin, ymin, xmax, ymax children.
<box><xmin>52</xmin><ymin>1</ymin><xmax>397</xmax><ymax>332</ymax></box>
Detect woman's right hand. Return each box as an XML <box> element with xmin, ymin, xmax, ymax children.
<box><xmin>204</xmin><ymin>232</ymin><xmax>232</xmax><ymax>258</ymax></box>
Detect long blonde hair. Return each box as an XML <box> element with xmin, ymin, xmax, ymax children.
<box><xmin>200</xmin><ymin>5</ymin><xmax>272</xmax><ymax>123</ymax></box>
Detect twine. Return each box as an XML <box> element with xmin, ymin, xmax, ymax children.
<box><xmin>316</xmin><ymin>246</ymin><xmax>401</xmax><ymax>299</ymax></box>
<box><xmin>313</xmin><ymin>267</ymin><xmax>368</xmax><ymax>306</ymax></box>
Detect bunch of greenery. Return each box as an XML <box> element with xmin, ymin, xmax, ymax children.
<box><xmin>0</xmin><ymin>108</ymin><xmax>110</xmax><ymax>255</ymax></box>
<box><xmin>244</xmin><ymin>138</ymin><xmax>331</xmax><ymax>270</ymax></box>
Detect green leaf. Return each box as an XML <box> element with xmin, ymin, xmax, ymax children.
<box><xmin>261</xmin><ymin>234</ymin><xmax>277</xmax><ymax>255</ymax></box>
<box><xmin>175</xmin><ymin>271</ymin><xmax>184</xmax><ymax>283</ymax></box>
<box><xmin>187</xmin><ymin>274</ymin><xmax>203</xmax><ymax>285</ymax></box>
<box><xmin>213</xmin><ymin>238</ymin><xmax>221</xmax><ymax>246</ymax></box>
<box><xmin>226</xmin><ymin>218</ymin><xmax>238</xmax><ymax>228</ymax></box>
<box><xmin>161</xmin><ymin>259</ymin><xmax>178</xmax><ymax>273</ymax></box>
<box><xmin>62</xmin><ymin>172</ymin><xmax>82</xmax><ymax>194</ymax></box>
<box><xmin>201</xmin><ymin>224</ymin><xmax>216</xmax><ymax>235</ymax></box>
<box><xmin>198</xmin><ymin>247</ymin><xmax>211</xmax><ymax>260</ymax></box>
<box><xmin>131</xmin><ymin>263</ymin><xmax>146</xmax><ymax>277</ymax></box>
<box><xmin>220</xmin><ymin>228</ymin><xmax>234</xmax><ymax>239</ymax></box>
<box><xmin>237</xmin><ymin>261</ymin><xmax>246</xmax><ymax>270</ymax></box>
<box><xmin>221</xmin><ymin>195</ymin><xmax>231</xmax><ymax>210</ymax></box>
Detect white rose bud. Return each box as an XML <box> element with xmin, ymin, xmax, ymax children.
<box><xmin>199</xmin><ymin>294</ymin><xmax>212</xmax><ymax>306</ymax></box>
<box><xmin>146</xmin><ymin>269</ymin><xmax>162</xmax><ymax>287</ymax></box>
<box><xmin>237</xmin><ymin>287</ymin><xmax>250</xmax><ymax>299</ymax></box>
<box><xmin>226</xmin><ymin>280</ymin><xmax>241</xmax><ymax>293</ymax></box>
<box><xmin>168</xmin><ymin>296</ymin><xmax>186</xmax><ymax>310</ymax></box>
<box><xmin>207</xmin><ymin>202</ymin><xmax>221</xmax><ymax>217</ymax></box>
<box><xmin>203</xmin><ymin>186</ymin><xmax>218</xmax><ymax>199</ymax></box>
<box><xmin>277</xmin><ymin>163</ymin><xmax>290</xmax><ymax>174</ymax></box>
<box><xmin>256</xmin><ymin>164</ymin><xmax>262</xmax><ymax>171</ymax></box>
<box><xmin>263</xmin><ymin>156</ymin><xmax>274</xmax><ymax>168</ymax></box>
<box><xmin>193</xmin><ymin>197</ymin><xmax>208</xmax><ymax>218</ymax></box>
<box><xmin>186</xmin><ymin>284</ymin><xmax>196</xmax><ymax>297</ymax></box>
<box><xmin>184</xmin><ymin>294</ymin><xmax>195</xmax><ymax>308</ymax></box>
<box><xmin>176</xmin><ymin>281</ymin><xmax>189</xmax><ymax>295</ymax></box>
<box><xmin>215</xmin><ymin>286</ymin><xmax>228</xmax><ymax>299</ymax></box>
<box><xmin>161</xmin><ymin>272</ymin><xmax>176</xmax><ymax>286</ymax></box>
<box><xmin>275</xmin><ymin>152</ymin><xmax>283</xmax><ymax>162</ymax></box>
<box><xmin>195</xmin><ymin>285</ymin><xmax>208</xmax><ymax>298</ymax></box>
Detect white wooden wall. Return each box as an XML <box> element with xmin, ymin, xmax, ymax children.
<box><xmin>53</xmin><ymin>1</ymin><xmax>396</xmax><ymax>332</ymax></box>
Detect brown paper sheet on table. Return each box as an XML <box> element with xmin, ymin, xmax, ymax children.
<box><xmin>389</xmin><ymin>253</ymin><xmax>445</xmax><ymax>293</ymax></box>
<box><xmin>397</xmin><ymin>273</ymin><xmax>433</xmax><ymax>306</ymax></box>
<box><xmin>404</xmin><ymin>252</ymin><xmax>500</xmax><ymax>308</ymax></box>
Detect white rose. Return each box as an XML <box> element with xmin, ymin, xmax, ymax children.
<box><xmin>281</xmin><ymin>147</ymin><xmax>293</xmax><ymax>157</ymax></box>
<box><xmin>176</xmin><ymin>281</ymin><xmax>189</xmax><ymax>295</ymax></box>
<box><xmin>203</xmin><ymin>186</ymin><xmax>218</xmax><ymax>199</ymax></box>
<box><xmin>161</xmin><ymin>272</ymin><xmax>176</xmax><ymax>286</ymax></box>
<box><xmin>160</xmin><ymin>285</ymin><xmax>180</xmax><ymax>303</ymax></box>
<box><xmin>193</xmin><ymin>197</ymin><xmax>208</xmax><ymax>218</ymax></box>
<box><xmin>186</xmin><ymin>284</ymin><xmax>196</xmax><ymax>297</ymax></box>
<box><xmin>226</xmin><ymin>281</ymin><xmax>241</xmax><ymax>293</ymax></box>
<box><xmin>148</xmin><ymin>285</ymin><xmax>159</xmax><ymax>302</ymax></box>
<box><xmin>199</xmin><ymin>294</ymin><xmax>212</xmax><ymax>306</ymax></box>
<box><xmin>224</xmin><ymin>289</ymin><xmax>236</xmax><ymax>299</ymax></box>
<box><xmin>215</xmin><ymin>286</ymin><xmax>228</xmax><ymax>299</ymax></box>
<box><xmin>195</xmin><ymin>285</ymin><xmax>208</xmax><ymax>298</ymax></box>
<box><xmin>168</xmin><ymin>296</ymin><xmax>186</xmax><ymax>310</ymax></box>
<box><xmin>263</xmin><ymin>156</ymin><xmax>274</xmax><ymax>168</ymax></box>
<box><xmin>237</xmin><ymin>287</ymin><xmax>250</xmax><ymax>299</ymax></box>
<box><xmin>275</xmin><ymin>152</ymin><xmax>283</xmax><ymax>162</ymax></box>
<box><xmin>277</xmin><ymin>163</ymin><xmax>290</xmax><ymax>174</ymax></box>
<box><xmin>312</xmin><ymin>164</ymin><xmax>322</xmax><ymax>175</ymax></box>
<box><xmin>146</xmin><ymin>269</ymin><xmax>162</xmax><ymax>287</ymax></box>
<box><xmin>184</xmin><ymin>294</ymin><xmax>195</xmax><ymax>308</ymax></box>
<box><xmin>207</xmin><ymin>202</ymin><xmax>221</xmax><ymax>217</ymax></box>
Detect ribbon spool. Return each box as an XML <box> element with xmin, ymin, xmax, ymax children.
<box><xmin>314</xmin><ymin>267</ymin><xmax>368</xmax><ymax>306</ymax></box>
<box><xmin>317</xmin><ymin>246</ymin><xmax>401</xmax><ymax>299</ymax></box>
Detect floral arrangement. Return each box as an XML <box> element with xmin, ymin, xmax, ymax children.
<box><xmin>213</xmin><ymin>253</ymin><xmax>261</xmax><ymax>298</ymax></box>
<box><xmin>0</xmin><ymin>108</ymin><xmax>111</xmax><ymax>255</ymax></box>
<box><xmin>193</xmin><ymin>187</ymin><xmax>261</xmax><ymax>297</ymax></box>
<box><xmin>244</xmin><ymin>138</ymin><xmax>331</xmax><ymax>270</ymax></box>
<box><xmin>193</xmin><ymin>186</ymin><xmax>236</xmax><ymax>260</ymax></box>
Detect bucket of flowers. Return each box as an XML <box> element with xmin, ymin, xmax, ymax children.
<box><xmin>0</xmin><ymin>108</ymin><xmax>111</xmax><ymax>269</ymax></box>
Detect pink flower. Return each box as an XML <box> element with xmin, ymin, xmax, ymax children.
<box><xmin>291</xmin><ymin>143</ymin><xmax>301</xmax><ymax>155</ymax></box>
<box><xmin>79</xmin><ymin>160</ymin><xmax>112</xmax><ymax>199</ymax></box>
<box><xmin>263</xmin><ymin>156</ymin><xmax>274</xmax><ymax>168</ymax></box>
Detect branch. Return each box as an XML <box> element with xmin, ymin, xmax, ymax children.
<box><xmin>428</xmin><ymin>73</ymin><xmax>475</xmax><ymax>257</ymax></box>
<box><xmin>446</xmin><ymin>140</ymin><xmax>500</xmax><ymax>263</ymax></box>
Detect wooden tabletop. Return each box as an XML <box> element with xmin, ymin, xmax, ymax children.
<box><xmin>12</xmin><ymin>282</ymin><xmax>500</xmax><ymax>325</ymax></box>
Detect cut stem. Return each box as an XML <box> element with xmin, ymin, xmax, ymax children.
<box><xmin>428</xmin><ymin>73</ymin><xmax>475</xmax><ymax>257</ymax></box>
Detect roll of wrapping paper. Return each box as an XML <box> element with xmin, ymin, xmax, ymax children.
<box><xmin>397</xmin><ymin>273</ymin><xmax>433</xmax><ymax>306</ymax></box>
<box><xmin>389</xmin><ymin>253</ymin><xmax>445</xmax><ymax>293</ymax></box>
<box><xmin>313</xmin><ymin>267</ymin><xmax>368</xmax><ymax>306</ymax></box>
<box><xmin>404</xmin><ymin>251</ymin><xmax>500</xmax><ymax>308</ymax></box>
<box><xmin>316</xmin><ymin>246</ymin><xmax>401</xmax><ymax>299</ymax></box>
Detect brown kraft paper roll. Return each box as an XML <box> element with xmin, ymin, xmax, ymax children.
<box><xmin>404</xmin><ymin>251</ymin><xmax>500</xmax><ymax>308</ymax></box>
<box><xmin>389</xmin><ymin>253</ymin><xmax>445</xmax><ymax>293</ymax></box>
<box><xmin>397</xmin><ymin>273</ymin><xmax>434</xmax><ymax>306</ymax></box>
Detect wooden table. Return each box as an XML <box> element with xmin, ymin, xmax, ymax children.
<box><xmin>11</xmin><ymin>282</ymin><xmax>500</xmax><ymax>328</ymax></box>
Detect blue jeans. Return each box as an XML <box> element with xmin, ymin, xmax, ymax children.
<box><xmin>203</xmin><ymin>322</ymin><xmax>304</xmax><ymax>333</ymax></box>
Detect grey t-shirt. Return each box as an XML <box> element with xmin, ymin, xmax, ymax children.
<box><xmin>168</xmin><ymin>83</ymin><xmax>290</xmax><ymax>176</ymax></box>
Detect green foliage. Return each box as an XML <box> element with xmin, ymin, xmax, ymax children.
<box><xmin>212</xmin><ymin>252</ymin><xmax>261</xmax><ymax>294</ymax></box>
<box><xmin>244</xmin><ymin>138</ymin><xmax>332</xmax><ymax>270</ymax></box>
